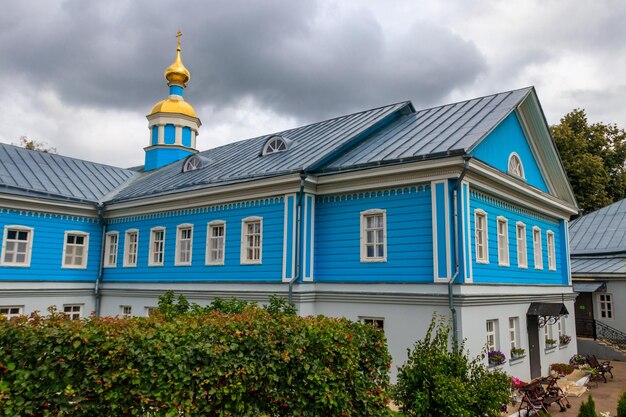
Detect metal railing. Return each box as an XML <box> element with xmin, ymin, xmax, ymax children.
<box><xmin>576</xmin><ymin>317</ymin><xmax>626</xmax><ymax>350</ymax></box>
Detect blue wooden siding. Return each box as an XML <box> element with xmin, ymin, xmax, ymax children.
<box><xmin>469</xmin><ymin>190</ymin><xmax>566</xmax><ymax>285</ymax></box>
<box><xmin>103</xmin><ymin>198</ymin><xmax>284</xmax><ymax>282</ymax></box>
<box><xmin>314</xmin><ymin>186</ymin><xmax>433</xmax><ymax>282</ymax></box>
<box><xmin>302</xmin><ymin>194</ymin><xmax>315</xmax><ymax>281</ymax></box>
<box><xmin>471</xmin><ymin>113</ymin><xmax>549</xmax><ymax>193</ymax></box>
<box><xmin>283</xmin><ymin>194</ymin><xmax>296</xmax><ymax>281</ymax></box>
<box><xmin>0</xmin><ymin>208</ymin><xmax>101</xmax><ymax>281</ymax></box>
<box><xmin>432</xmin><ymin>181</ymin><xmax>451</xmax><ymax>280</ymax></box>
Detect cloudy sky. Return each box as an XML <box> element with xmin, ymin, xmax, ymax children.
<box><xmin>1</xmin><ymin>0</ymin><xmax>625</xmax><ymax>168</ymax></box>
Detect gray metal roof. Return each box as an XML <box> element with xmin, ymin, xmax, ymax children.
<box><xmin>572</xmin><ymin>281</ymin><xmax>606</xmax><ymax>293</ymax></box>
<box><xmin>569</xmin><ymin>198</ymin><xmax>626</xmax><ymax>255</ymax></box>
<box><xmin>0</xmin><ymin>143</ymin><xmax>138</xmax><ymax>203</ymax></box>
<box><xmin>571</xmin><ymin>257</ymin><xmax>626</xmax><ymax>275</ymax></box>
<box><xmin>110</xmin><ymin>101</ymin><xmax>410</xmax><ymax>202</ymax></box>
<box><xmin>324</xmin><ymin>87</ymin><xmax>532</xmax><ymax>170</ymax></box>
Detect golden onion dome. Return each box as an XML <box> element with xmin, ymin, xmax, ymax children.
<box><xmin>164</xmin><ymin>31</ymin><xmax>190</xmax><ymax>87</ymax></box>
<box><xmin>150</xmin><ymin>97</ymin><xmax>197</xmax><ymax>117</ymax></box>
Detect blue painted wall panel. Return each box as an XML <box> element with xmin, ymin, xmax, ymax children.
<box><xmin>144</xmin><ymin>148</ymin><xmax>194</xmax><ymax>171</ymax></box>
<box><xmin>164</xmin><ymin>124</ymin><xmax>176</xmax><ymax>145</ymax></box>
<box><xmin>471</xmin><ymin>113</ymin><xmax>549</xmax><ymax>193</ymax></box>
<box><xmin>469</xmin><ymin>190</ymin><xmax>566</xmax><ymax>285</ymax></box>
<box><xmin>151</xmin><ymin>126</ymin><xmax>159</xmax><ymax>146</ymax></box>
<box><xmin>284</xmin><ymin>195</ymin><xmax>295</xmax><ymax>280</ymax></box>
<box><xmin>0</xmin><ymin>208</ymin><xmax>101</xmax><ymax>281</ymax></box>
<box><xmin>169</xmin><ymin>85</ymin><xmax>184</xmax><ymax>96</ymax></box>
<box><xmin>103</xmin><ymin>198</ymin><xmax>284</xmax><ymax>282</ymax></box>
<box><xmin>435</xmin><ymin>182</ymin><xmax>448</xmax><ymax>278</ymax></box>
<box><xmin>182</xmin><ymin>127</ymin><xmax>192</xmax><ymax>147</ymax></box>
<box><xmin>314</xmin><ymin>186</ymin><xmax>433</xmax><ymax>282</ymax></box>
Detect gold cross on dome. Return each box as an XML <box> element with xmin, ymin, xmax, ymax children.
<box><xmin>176</xmin><ymin>31</ymin><xmax>182</xmax><ymax>51</ymax></box>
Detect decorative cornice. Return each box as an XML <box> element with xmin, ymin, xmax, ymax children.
<box><xmin>108</xmin><ymin>196</ymin><xmax>283</xmax><ymax>224</ymax></box>
<box><xmin>0</xmin><ymin>207</ymin><xmax>100</xmax><ymax>224</ymax></box>
<box><xmin>0</xmin><ymin>194</ymin><xmax>98</xmax><ymax>218</ymax></box>
<box><xmin>316</xmin><ymin>184</ymin><xmax>430</xmax><ymax>204</ymax></box>
<box><xmin>470</xmin><ymin>190</ymin><xmax>559</xmax><ymax>225</ymax></box>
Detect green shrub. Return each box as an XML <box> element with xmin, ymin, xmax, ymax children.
<box><xmin>578</xmin><ymin>395</ymin><xmax>597</xmax><ymax>417</ymax></box>
<box><xmin>617</xmin><ymin>391</ymin><xmax>626</xmax><ymax>417</ymax></box>
<box><xmin>392</xmin><ymin>314</ymin><xmax>510</xmax><ymax>417</ymax></box>
<box><xmin>0</xmin><ymin>301</ymin><xmax>390</xmax><ymax>416</ymax></box>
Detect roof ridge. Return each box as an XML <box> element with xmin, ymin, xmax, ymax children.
<box><xmin>413</xmin><ymin>86</ymin><xmax>533</xmax><ymax>115</ymax></box>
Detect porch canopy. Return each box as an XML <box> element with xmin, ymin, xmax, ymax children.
<box><xmin>572</xmin><ymin>281</ymin><xmax>606</xmax><ymax>293</ymax></box>
<box><xmin>527</xmin><ymin>302</ymin><xmax>569</xmax><ymax>328</ymax></box>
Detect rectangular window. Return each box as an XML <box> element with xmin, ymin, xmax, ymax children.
<box><xmin>62</xmin><ymin>232</ymin><xmax>89</xmax><ymax>268</ymax></box>
<box><xmin>486</xmin><ymin>319</ymin><xmax>498</xmax><ymax>352</ymax></box>
<box><xmin>497</xmin><ymin>217</ymin><xmax>509</xmax><ymax>266</ymax></box>
<box><xmin>63</xmin><ymin>304</ymin><xmax>82</xmax><ymax>320</ymax></box>
<box><xmin>123</xmin><ymin>230</ymin><xmax>139</xmax><ymax>267</ymax></box>
<box><xmin>509</xmin><ymin>317</ymin><xmax>520</xmax><ymax>351</ymax></box>
<box><xmin>104</xmin><ymin>232</ymin><xmax>118</xmax><ymax>267</ymax></box>
<box><xmin>557</xmin><ymin>316</ymin><xmax>565</xmax><ymax>338</ymax></box>
<box><xmin>533</xmin><ymin>226</ymin><xmax>543</xmax><ymax>269</ymax></box>
<box><xmin>599</xmin><ymin>293</ymin><xmax>613</xmax><ymax>319</ymax></box>
<box><xmin>149</xmin><ymin>227</ymin><xmax>165</xmax><ymax>266</ymax></box>
<box><xmin>544</xmin><ymin>323</ymin><xmax>555</xmax><ymax>344</ymax></box>
<box><xmin>0</xmin><ymin>306</ymin><xmax>23</xmax><ymax>319</ymax></box>
<box><xmin>1</xmin><ymin>226</ymin><xmax>34</xmax><ymax>267</ymax></box>
<box><xmin>547</xmin><ymin>231</ymin><xmax>556</xmax><ymax>271</ymax></box>
<box><xmin>241</xmin><ymin>217</ymin><xmax>262</xmax><ymax>264</ymax></box>
<box><xmin>145</xmin><ymin>307</ymin><xmax>156</xmax><ymax>317</ymax></box>
<box><xmin>360</xmin><ymin>316</ymin><xmax>385</xmax><ymax>330</ymax></box>
<box><xmin>360</xmin><ymin>209</ymin><xmax>387</xmax><ymax>262</ymax></box>
<box><xmin>475</xmin><ymin>210</ymin><xmax>488</xmax><ymax>263</ymax></box>
<box><xmin>121</xmin><ymin>305</ymin><xmax>132</xmax><ymax>317</ymax></box>
<box><xmin>206</xmin><ymin>221</ymin><xmax>226</xmax><ymax>265</ymax></box>
<box><xmin>516</xmin><ymin>222</ymin><xmax>527</xmax><ymax>268</ymax></box>
<box><xmin>175</xmin><ymin>225</ymin><xmax>193</xmax><ymax>266</ymax></box>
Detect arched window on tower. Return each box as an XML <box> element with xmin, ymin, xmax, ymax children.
<box><xmin>508</xmin><ymin>153</ymin><xmax>525</xmax><ymax>179</ymax></box>
<box><xmin>261</xmin><ymin>135</ymin><xmax>291</xmax><ymax>156</ymax></box>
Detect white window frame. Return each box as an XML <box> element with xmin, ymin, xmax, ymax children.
<box><xmin>508</xmin><ymin>152</ymin><xmax>525</xmax><ymax>179</ymax></box>
<box><xmin>544</xmin><ymin>323</ymin><xmax>554</xmax><ymax>344</ymax></box>
<box><xmin>62</xmin><ymin>231</ymin><xmax>89</xmax><ymax>269</ymax></box>
<box><xmin>533</xmin><ymin>226</ymin><xmax>543</xmax><ymax>270</ymax></box>
<box><xmin>557</xmin><ymin>316</ymin><xmax>565</xmax><ymax>338</ymax></box>
<box><xmin>206</xmin><ymin>221</ymin><xmax>226</xmax><ymax>266</ymax></box>
<box><xmin>145</xmin><ymin>306</ymin><xmax>156</xmax><ymax>317</ymax></box>
<box><xmin>148</xmin><ymin>227</ymin><xmax>165</xmax><ymax>267</ymax></box>
<box><xmin>546</xmin><ymin>230</ymin><xmax>556</xmax><ymax>271</ymax></box>
<box><xmin>359</xmin><ymin>316</ymin><xmax>385</xmax><ymax>330</ymax></box>
<box><xmin>261</xmin><ymin>135</ymin><xmax>289</xmax><ymax>155</ymax></box>
<box><xmin>509</xmin><ymin>317</ymin><xmax>520</xmax><ymax>351</ymax></box>
<box><xmin>123</xmin><ymin>229</ymin><xmax>139</xmax><ymax>267</ymax></box>
<box><xmin>516</xmin><ymin>222</ymin><xmax>528</xmax><ymax>269</ymax></box>
<box><xmin>1</xmin><ymin>225</ymin><xmax>34</xmax><ymax>267</ymax></box>
<box><xmin>175</xmin><ymin>224</ymin><xmax>194</xmax><ymax>266</ymax></box>
<box><xmin>497</xmin><ymin>216</ymin><xmax>509</xmax><ymax>266</ymax></box>
<box><xmin>360</xmin><ymin>209</ymin><xmax>387</xmax><ymax>263</ymax></box>
<box><xmin>103</xmin><ymin>232</ymin><xmax>119</xmax><ymax>267</ymax></box>
<box><xmin>0</xmin><ymin>306</ymin><xmax>23</xmax><ymax>319</ymax></box>
<box><xmin>240</xmin><ymin>217</ymin><xmax>263</xmax><ymax>265</ymax></box>
<box><xmin>121</xmin><ymin>305</ymin><xmax>132</xmax><ymax>317</ymax></box>
<box><xmin>63</xmin><ymin>304</ymin><xmax>83</xmax><ymax>320</ymax></box>
<box><xmin>486</xmin><ymin>319</ymin><xmax>498</xmax><ymax>352</ymax></box>
<box><xmin>598</xmin><ymin>293</ymin><xmax>614</xmax><ymax>319</ymax></box>
<box><xmin>474</xmin><ymin>210</ymin><xmax>489</xmax><ymax>264</ymax></box>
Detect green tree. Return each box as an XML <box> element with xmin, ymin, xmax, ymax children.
<box><xmin>392</xmin><ymin>314</ymin><xmax>510</xmax><ymax>417</ymax></box>
<box><xmin>577</xmin><ymin>394</ymin><xmax>597</xmax><ymax>417</ymax></box>
<box><xmin>551</xmin><ymin>109</ymin><xmax>626</xmax><ymax>214</ymax></box>
<box><xmin>617</xmin><ymin>391</ymin><xmax>626</xmax><ymax>417</ymax></box>
<box><xmin>14</xmin><ymin>136</ymin><xmax>57</xmax><ymax>154</ymax></box>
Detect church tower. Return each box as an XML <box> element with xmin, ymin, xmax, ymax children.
<box><xmin>144</xmin><ymin>32</ymin><xmax>201</xmax><ymax>171</ymax></box>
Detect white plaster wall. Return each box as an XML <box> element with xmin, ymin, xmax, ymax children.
<box><xmin>459</xmin><ymin>299</ymin><xmax>577</xmax><ymax>381</ymax></box>
<box><xmin>595</xmin><ymin>281</ymin><xmax>626</xmax><ymax>334</ymax></box>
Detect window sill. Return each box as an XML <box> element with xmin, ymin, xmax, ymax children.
<box><xmin>510</xmin><ymin>355</ymin><xmax>526</xmax><ymax>364</ymax></box>
<box><xmin>488</xmin><ymin>361</ymin><xmax>506</xmax><ymax>369</ymax></box>
<box><xmin>545</xmin><ymin>345</ymin><xmax>557</xmax><ymax>352</ymax></box>
<box><xmin>559</xmin><ymin>344</ymin><xmax>570</xmax><ymax>349</ymax></box>
<box><xmin>205</xmin><ymin>263</ymin><xmax>225</xmax><ymax>266</ymax></box>
<box><xmin>0</xmin><ymin>263</ymin><xmax>31</xmax><ymax>268</ymax></box>
<box><xmin>360</xmin><ymin>258</ymin><xmax>387</xmax><ymax>263</ymax></box>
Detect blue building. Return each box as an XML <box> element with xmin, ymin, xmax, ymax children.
<box><xmin>0</xmin><ymin>37</ymin><xmax>579</xmax><ymax>380</ymax></box>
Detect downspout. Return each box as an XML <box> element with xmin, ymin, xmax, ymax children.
<box><xmin>95</xmin><ymin>203</ymin><xmax>106</xmax><ymax>317</ymax></box>
<box><xmin>448</xmin><ymin>155</ymin><xmax>472</xmax><ymax>349</ymax></box>
<box><xmin>288</xmin><ymin>171</ymin><xmax>307</xmax><ymax>304</ymax></box>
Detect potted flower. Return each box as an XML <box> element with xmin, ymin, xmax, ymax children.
<box><xmin>545</xmin><ymin>338</ymin><xmax>558</xmax><ymax>349</ymax></box>
<box><xmin>488</xmin><ymin>350</ymin><xmax>506</xmax><ymax>366</ymax></box>
<box><xmin>559</xmin><ymin>334</ymin><xmax>572</xmax><ymax>346</ymax></box>
<box><xmin>569</xmin><ymin>354</ymin><xmax>587</xmax><ymax>367</ymax></box>
<box><xmin>511</xmin><ymin>347</ymin><xmax>526</xmax><ymax>359</ymax></box>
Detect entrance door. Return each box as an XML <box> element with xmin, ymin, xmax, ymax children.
<box><xmin>527</xmin><ymin>317</ymin><xmax>541</xmax><ymax>379</ymax></box>
<box><xmin>575</xmin><ymin>292</ymin><xmax>595</xmax><ymax>338</ymax></box>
